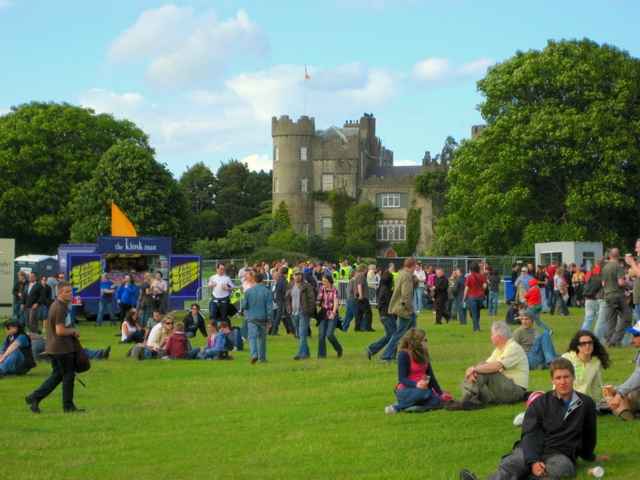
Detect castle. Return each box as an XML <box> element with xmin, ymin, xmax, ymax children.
<box><xmin>271</xmin><ymin>113</ymin><xmax>448</xmax><ymax>256</ymax></box>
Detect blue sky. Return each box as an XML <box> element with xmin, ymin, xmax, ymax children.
<box><xmin>1</xmin><ymin>0</ymin><xmax>639</xmax><ymax>177</ymax></box>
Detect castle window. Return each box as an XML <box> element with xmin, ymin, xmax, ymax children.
<box><xmin>321</xmin><ymin>217</ymin><xmax>332</xmax><ymax>229</ymax></box>
<box><xmin>376</xmin><ymin>193</ymin><xmax>405</xmax><ymax>208</ymax></box>
<box><xmin>301</xmin><ymin>146</ymin><xmax>307</xmax><ymax>161</ymax></box>
<box><xmin>377</xmin><ymin>220</ymin><xmax>406</xmax><ymax>242</ymax></box>
<box><xmin>274</xmin><ymin>146</ymin><xmax>279</xmax><ymax>162</ymax></box>
<box><xmin>300</xmin><ymin>176</ymin><xmax>308</xmax><ymax>193</ymax></box>
<box><xmin>301</xmin><ymin>222</ymin><xmax>309</xmax><ymax>235</ymax></box>
<box><xmin>274</xmin><ymin>178</ymin><xmax>279</xmax><ymax>193</ymax></box>
<box><xmin>322</xmin><ymin>174</ymin><xmax>334</xmax><ymax>191</ymax></box>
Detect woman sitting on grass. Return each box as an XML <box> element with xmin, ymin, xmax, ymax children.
<box><xmin>562</xmin><ymin>330</ymin><xmax>611</xmax><ymax>402</ymax></box>
<box><xmin>385</xmin><ymin>328</ymin><xmax>449</xmax><ymax>414</ymax></box>
<box><xmin>120</xmin><ymin>309</ymin><xmax>144</xmax><ymax>344</ymax></box>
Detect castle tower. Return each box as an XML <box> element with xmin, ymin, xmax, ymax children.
<box><xmin>272</xmin><ymin>115</ymin><xmax>316</xmax><ymax>235</ymax></box>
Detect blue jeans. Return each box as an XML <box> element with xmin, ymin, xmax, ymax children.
<box><xmin>38</xmin><ymin>305</ymin><xmax>49</xmax><ymax>321</ymax></box>
<box><xmin>593</xmin><ymin>299</ymin><xmax>608</xmax><ymax>342</ymax></box>
<box><xmin>198</xmin><ymin>348</ymin><xmax>223</xmax><ymax>359</ymax></box>
<box><xmin>341</xmin><ymin>299</ymin><xmax>357</xmax><ymax>331</ymax></box>
<box><xmin>0</xmin><ymin>348</ymin><xmax>26</xmax><ymax>374</ymax></box>
<box><xmin>467</xmin><ymin>296</ymin><xmax>484</xmax><ymax>331</ymax></box>
<box><xmin>455</xmin><ymin>298</ymin><xmax>467</xmax><ymax>324</ymax></box>
<box><xmin>549</xmin><ymin>290</ymin><xmax>569</xmax><ymax>315</ymax></box>
<box><xmin>488</xmin><ymin>291</ymin><xmax>498</xmax><ymax>316</ymax></box>
<box><xmin>527</xmin><ymin>332</ymin><xmax>558</xmax><ymax>369</ymax></box>
<box><xmin>13</xmin><ymin>303</ymin><xmax>25</xmax><ymax>326</ymax></box>
<box><xmin>317</xmin><ymin>317</ymin><xmax>342</xmax><ymax>358</ymax></box>
<box><xmin>271</xmin><ymin>302</ymin><xmax>284</xmax><ymax>334</ymax></box>
<box><xmin>30</xmin><ymin>352</ymin><xmax>76</xmax><ymax>410</ymax></box>
<box><xmin>209</xmin><ymin>298</ymin><xmax>230</xmax><ymax>325</ymax></box>
<box><xmin>121</xmin><ymin>330</ymin><xmax>145</xmax><ymax>344</ymax></box>
<box><xmin>582</xmin><ymin>299</ymin><xmax>599</xmax><ymax>331</ymax></box>
<box><xmin>532</xmin><ymin>310</ymin><xmax>551</xmax><ymax>333</ymax></box>
<box><xmin>381</xmin><ymin>315</ymin><xmax>412</xmax><ymax>360</ymax></box>
<box><xmin>97</xmin><ymin>298</ymin><xmax>116</xmax><ymax>326</ymax></box>
<box><xmin>248</xmin><ymin>320</ymin><xmax>268</xmax><ymax>362</ymax></box>
<box><xmin>414</xmin><ymin>286</ymin><xmax>425</xmax><ymax>313</ymax></box>
<box><xmin>291</xmin><ymin>314</ymin><xmax>310</xmax><ymax>358</ymax></box>
<box><xmin>394</xmin><ymin>386</ymin><xmax>440</xmax><ymax>411</ymax></box>
<box><xmin>367</xmin><ymin>316</ymin><xmax>397</xmax><ymax>356</ymax></box>
<box><xmin>540</xmin><ymin>289</ymin><xmax>548</xmax><ymax>313</ymax></box>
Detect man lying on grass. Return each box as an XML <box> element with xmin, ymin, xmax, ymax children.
<box><xmin>459</xmin><ymin>357</ymin><xmax>610</xmax><ymax>480</ymax></box>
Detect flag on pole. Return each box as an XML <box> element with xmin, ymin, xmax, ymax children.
<box><xmin>305</xmin><ymin>66</ymin><xmax>310</xmax><ymax>80</ymax></box>
<box><xmin>111</xmin><ymin>201</ymin><xmax>137</xmax><ymax>237</ymax></box>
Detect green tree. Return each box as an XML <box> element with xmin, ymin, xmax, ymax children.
<box><xmin>214</xmin><ymin>160</ymin><xmax>272</xmax><ymax>233</ymax></box>
<box><xmin>343</xmin><ymin>202</ymin><xmax>382</xmax><ymax>257</ymax></box>
<box><xmin>273</xmin><ymin>200</ymin><xmax>292</xmax><ymax>228</ymax></box>
<box><xmin>435</xmin><ymin>39</ymin><xmax>640</xmax><ymax>255</ymax></box>
<box><xmin>69</xmin><ymin>140</ymin><xmax>192</xmax><ymax>252</ymax></box>
<box><xmin>0</xmin><ymin>101</ymin><xmax>150</xmax><ymax>254</ymax></box>
<box><xmin>267</xmin><ymin>227</ymin><xmax>311</xmax><ymax>255</ymax></box>
<box><xmin>179</xmin><ymin>162</ymin><xmax>220</xmax><ymax>239</ymax></box>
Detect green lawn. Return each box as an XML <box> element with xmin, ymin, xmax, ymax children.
<box><xmin>1</xmin><ymin>306</ymin><xmax>638</xmax><ymax>479</ymax></box>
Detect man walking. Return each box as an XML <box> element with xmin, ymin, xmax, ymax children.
<box><xmin>242</xmin><ymin>273</ymin><xmax>273</xmax><ymax>364</ymax></box>
<box><xmin>379</xmin><ymin>258</ymin><xmax>416</xmax><ymax>364</ymax></box>
<box><xmin>460</xmin><ymin>357</ymin><xmax>610</xmax><ymax>480</ymax></box>
<box><xmin>601</xmin><ymin>248</ymin><xmax>632</xmax><ymax>346</ymax></box>
<box><xmin>25</xmin><ymin>281</ymin><xmax>85</xmax><ymax>413</ymax></box>
<box><xmin>286</xmin><ymin>267</ymin><xmax>317</xmax><ymax>360</ymax></box>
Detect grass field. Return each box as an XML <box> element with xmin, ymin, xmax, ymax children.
<box><xmin>1</xmin><ymin>305</ymin><xmax>638</xmax><ymax>479</ymax></box>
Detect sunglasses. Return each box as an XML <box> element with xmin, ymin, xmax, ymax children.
<box><xmin>164</xmin><ymin>322</ymin><xmax>174</xmax><ymax>325</ymax></box>
<box><xmin>578</xmin><ymin>341</ymin><xmax>594</xmax><ymax>346</ymax></box>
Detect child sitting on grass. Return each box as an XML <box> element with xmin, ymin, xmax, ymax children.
<box><xmin>505</xmin><ymin>301</ymin><xmax>523</xmax><ymax>325</ymax></box>
<box><xmin>163</xmin><ymin>322</ymin><xmax>199</xmax><ymax>360</ymax></box>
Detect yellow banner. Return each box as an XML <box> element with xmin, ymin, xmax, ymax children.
<box><xmin>169</xmin><ymin>261</ymin><xmax>199</xmax><ymax>294</ymax></box>
<box><xmin>70</xmin><ymin>260</ymin><xmax>101</xmax><ymax>292</ymax></box>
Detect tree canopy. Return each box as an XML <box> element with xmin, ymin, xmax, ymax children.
<box><xmin>69</xmin><ymin>140</ymin><xmax>192</xmax><ymax>252</ymax></box>
<box><xmin>0</xmin><ymin>101</ymin><xmax>150</xmax><ymax>254</ymax></box>
<box><xmin>434</xmin><ymin>39</ymin><xmax>640</xmax><ymax>255</ymax></box>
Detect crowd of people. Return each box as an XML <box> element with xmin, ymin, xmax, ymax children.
<box><xmin>5</xmin><ymin>252</ymin><xmax>640</xmax><ymax>480</ymax></box>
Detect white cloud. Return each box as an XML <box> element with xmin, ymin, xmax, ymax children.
<box><xmin>394</xmin><ymin>159</ymin><xmax>420</xmax><ymax>166</ymax></box>
<box><xmin>412</xmin><ymin>57</ymin><xmax>493</xmax><ymax>86</ymax></box>
<box><xmin>0</xmin><ymin>0</ymin><xmax>14</xmax><ymax>9</ymax></box>
<box><xmin>241</xmin><ymin>154</ymin><xmax>271</xmax><ymax>172</ymax></box>
<box><xmin>107</xmin><ymin>6</ymin><xmax>269</xmax><ymax>90</ymax></box>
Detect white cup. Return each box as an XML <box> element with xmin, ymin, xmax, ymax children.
<box><xmin>589</xmin><ymin>466</ymin><xmax>604</xmax><ymax>478</ymax></box>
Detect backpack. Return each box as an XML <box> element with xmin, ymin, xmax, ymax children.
<box><xmin>582</xmin><ymin>273</ymin><xmax>602</xmax><ymax>298</ymax></box>
<box><xmin>71</xmin><ymin>336</ymin><xmax>91</xmax><ymax>373</ymax></box>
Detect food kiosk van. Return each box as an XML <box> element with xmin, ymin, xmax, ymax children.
<box><xmin>58</xmin><ymin>236</ymin><xmax>201</xmax><ymax>320</ymax></box>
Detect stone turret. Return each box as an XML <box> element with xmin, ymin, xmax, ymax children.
<box><xmin>272</xmin><ymin>115</ymin><xmax>316</xmax><ymax>235</ymax></box>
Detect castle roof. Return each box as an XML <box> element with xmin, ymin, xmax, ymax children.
<box><xmin>319</xmin><ymin>126</ymin><xmax>359</xmax><ymax>143</ymax></box>
<box><xmin>366</xmin><ymin>165</ymin><xmax>424</xmax><ymax>179</ymax></box>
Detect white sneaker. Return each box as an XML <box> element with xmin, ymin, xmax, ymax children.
<box><xmin>513</xmin><ymin>412</ymin><xmax>525</xmax><ymax>426</ymax></box>
<box><xmin>232</xmin><ymin>347</ymin><xmax>238</xmax><ymax>352</ymax></box>
<box><xmin>385</xmin><ymin>405</ymin><xmax>397</xmax><ymax>414</ymax></box>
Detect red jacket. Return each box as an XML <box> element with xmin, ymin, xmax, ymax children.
<box><xmin>164</xmin><ymin>332</ymin><xmax>190</xmax><ymax>359</ymax></box>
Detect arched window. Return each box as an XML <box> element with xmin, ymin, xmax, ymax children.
<box><xmin>300</xmin><ymin>176</ymin><xmax>308</xmax><ymax>193</ymax></box>
<box><xmin>274</xmin><ymin>146</ymin><xmax>279</xmax><ymax>162</ymax></box>
<box><xmin>301</xmin><ymin>146</ymin><xmax>307</xmax><ymax>161</ymax></box>
<box><xmin>274</xmin><ymin>178</ymin><xmax>279</xmax><ymax>193</ymax></box>
<box><xmin>301</xmin><ymin>222</ymin><xmax>309</xmax><ymax>235</ymax></box>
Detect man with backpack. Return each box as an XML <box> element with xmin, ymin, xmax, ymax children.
<box><xmin>581</xmin><ymin>259</ymin><xmax>605</xmax><ymax>335</ymax></box>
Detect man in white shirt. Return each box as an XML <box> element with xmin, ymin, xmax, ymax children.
<box><xmin>208</xmin><ymin>263</ymin><xmax>235</xmax><ymax>324</ymax></box>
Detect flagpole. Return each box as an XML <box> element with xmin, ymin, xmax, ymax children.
<box><xmin>304</xmin><ymin>65</ymin><xmax>307</xmax><ymax>116</ymax></box>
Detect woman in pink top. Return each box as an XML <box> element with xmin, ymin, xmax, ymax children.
<box><xmin>385</xmin><ymin>328</ymin><xmax>448</xmax><ymax>413</ymax></box>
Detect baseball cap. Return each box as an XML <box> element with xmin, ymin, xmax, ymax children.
<box><xmin>626</xmin><ymin>320</ymin><xmax>640</xmax><ymax>335</ymax></box>
<box><xmin>292</xmin><ymin>267</ymin><xmax>302</xmax><ymax>275</ymax></box>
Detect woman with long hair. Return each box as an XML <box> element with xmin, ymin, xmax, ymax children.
<box><xmin>384</xmin><ymin>328</ymin><xmax>447</xmax><ymax>413</ymax></box>
<box><xmin>316</xmin><ymin>274</ymin><xmax>342</xmax><ymax>358</ymax></box>
<box><xmin>120</xmin><ymin>309</ymin><xmax>145</xmax><ymax>344</ymax></box>
<box><xmin>562</xmin><ymin>330</ymin><xmax>611</xmax><ymax>401</ymax></box>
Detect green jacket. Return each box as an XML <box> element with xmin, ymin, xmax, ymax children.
<box><xmin>389</xmin><ymin>267</ymin><xmax>414</xmax><ymax>319</ymax></box>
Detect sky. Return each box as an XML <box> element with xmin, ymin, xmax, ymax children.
<box><xmin>1</xmin><ymin>0</ymin><xmax>639</xmax><ymax>178</ymax></box>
